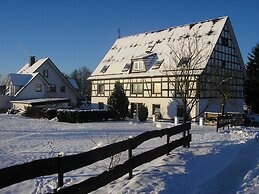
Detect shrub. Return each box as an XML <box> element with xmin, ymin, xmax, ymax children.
<box><xmin>23</xmin><ymin>107</ymin><xmax>44</xmax><ymax>118</ymax></box>
<box><xmin>43</xmin><ymin>108</ymin><xmax>57</xmax><ymax>120</ymax></box>
<box><xmin>138</xmin><ymin>104</ymin><xmax>148</xmax><ymax>122</ymax></box>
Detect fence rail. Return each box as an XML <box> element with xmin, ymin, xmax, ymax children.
<box><xmin>0</xmin><ymin>123</ymin><xmax>191</xmax><ymax>193</ymax></box>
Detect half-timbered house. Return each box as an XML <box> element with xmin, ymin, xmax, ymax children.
<box><xmin>88</xmin><ymin>16</ymin><xmax>246</xmax><ymax>120</ymax></box>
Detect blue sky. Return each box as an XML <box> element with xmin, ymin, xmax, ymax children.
<box><xmin>0</xmin><ymin>0</ymin><xmax>258</xmax><ymax>77</ymax></box>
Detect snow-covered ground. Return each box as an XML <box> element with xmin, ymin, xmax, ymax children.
<box><xmin>0</xmin><ymin>114</ymin><xmax>259</xmax><ymax>194</ymax></box>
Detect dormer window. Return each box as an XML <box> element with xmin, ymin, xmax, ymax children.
<box><xmin>122</xmin><ymin>63</ymin><xmax>131</xmax><ymax>72</ymax></box>
<box><xmin>152</xmin><ymin>60</ymin><xmax>164</xmax><ymax>69</ymax></box>
<box><xmin>177</xmin><ymin>57</ymin><xmax>190</xmax><ymax>67</ymax></box>
<box><xmin>100</xmin><ymin>65</ymin><xmax>110</xmax><ymax>73</ymax></box>
<box><xmin>43</xmin><ymin>69</ymin><xmax>48</xmax><ymax>77</ymax></box>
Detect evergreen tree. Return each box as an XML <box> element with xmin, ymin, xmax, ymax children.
<box><xmin>245</xmin><ymin>43</ymin><xmax>259</xmax><ymax>113</ymax></box>
<box><xmin>107</xmin><ymin>81</ymin><xmax>129</xmax><ymax>120</ymax></box>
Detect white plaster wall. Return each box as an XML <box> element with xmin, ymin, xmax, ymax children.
<box><xmin>37</xmin><ymin>60</ymin><xmax>79</xmax><ymax>106</ymax></box>
<box><xmin>199</xmin><ymin>98</ymin><xmax>244</xmax><ymax>115</ymax></box>
<box><xmin>15</xmin><ymin>76</ymin><xmax>46</xmax><ymax>100</ymax></box>
<box><xmin>91</xmin><ymin>96</ymin><xmax>178</xmax><ymax>119</ymax></box>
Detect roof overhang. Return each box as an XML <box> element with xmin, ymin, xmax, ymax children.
<box><xmin>11</xmin><ymin>98</ymin><xmax>71</xmax><ymax>106</ymax></box>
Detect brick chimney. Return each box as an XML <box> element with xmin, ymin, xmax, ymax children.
<box><xmin>29</xmin><ymin>56</ymin><xmax>35</xmax><ymax>67</ymax></box>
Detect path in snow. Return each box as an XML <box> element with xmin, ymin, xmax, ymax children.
<box><xmin>197</xmin><ymin>139</ymin><xmax>259</xmax><ymax>194</ymax></box>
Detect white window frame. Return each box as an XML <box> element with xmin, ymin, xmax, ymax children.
<box><xmin>153</xmin><ymin>82</ymin><xmax>161</xmax><ymax>94</ymax></box>
<box><xmin>133</xmin><ymin>61</ymin><xmax>144</xmax><ymax>71</ymax></box>
<box><xmin>36</xmin><ymin>84</ymin><xmax>42</xmax><ymax>92</ymax></box>
<box><xmin>131</xmin><ymin>83</ymin><xmax>143</xmax><ymax>94</ymax></box>
<box><xmin>97</xmin><ymin>84</ymin><xmax>105</xmax><ymax>94</ymax></box>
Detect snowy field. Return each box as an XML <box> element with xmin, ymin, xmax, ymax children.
<box><xmin>1</xmin><ymin>114</ymin><xmax>259</xmax><ymax>194</ymax></box>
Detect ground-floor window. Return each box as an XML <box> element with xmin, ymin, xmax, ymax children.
<box><xmin>98</xmin><ymin>102</ymin><xmax>104</xmax><ymax>109</ymax></box>
<box><xmin>130</xmin><ymin>103</ymin><xmax>143</xmax><ymax>117</ymax></box>
<box><xmin>152</xmin><ymin>104</ymin><xmax>160</xmax><ymax>114</ymax></box>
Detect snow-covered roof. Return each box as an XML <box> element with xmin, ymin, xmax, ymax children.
<box><xmin>68</xmin><ymin>78</ymin><xmax>79</xmax><ymax>90</ymax></box>
<box><xmin>18</xmin><ymin>58</ymin><xmax>49</xmax><ymax>74</ymax></box>
<box><xmin>11</xmin><ymin>98</ymin><xmax>70</xmax><ymax>104</ymax></box>
<box><xmin>9</xmin><ymin>74</ymin><xmax>33</xmax><ymax>86</ymax></box>
<box><xmin>89</xmin><ymin>16</ymin><xmax>228</xmax><ymax>80</ymax></box>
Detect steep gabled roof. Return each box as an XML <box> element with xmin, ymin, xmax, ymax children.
<box><xmin>89</xmin><ymin>16</ymin><xmax>228</xmax><ymax>80</ymax></box>
<box><xmin>18</xmin><ymin>58</ymin><xmax>49</xmax><ymax>74</ymax></box>
<box><xmin>8</xmin><ymin>74</ymin><xmax>33</xmax><ymax>86</ymax></box>
<box><xmin>13</xmin><ymin>72</ymin><xmax>48</xmax><ymax>98</ymax></box>
<box><xmin>16</xmin><ymin>57</ymin><xmax>81</xmax><ymax>99</ymax></box>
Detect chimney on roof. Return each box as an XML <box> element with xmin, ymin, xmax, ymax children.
<box><xmin>29</xmin><ymin>56</ymin><xmax>35</xmax><ymax>66</ymax></box>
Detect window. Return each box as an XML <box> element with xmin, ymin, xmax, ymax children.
<box><xmin>36</xmin><ymin>84</ymin><xmax>42</xmax><ymax>92</ymax></box>
<box><xmin>152</xmin><ymin>104</ymin><xmax>160</xmax><ymax>114</ymax></box>
<box><xmin>47</xmin><ymin>84</ymin><xmax>56</xmax><ymax>92</ymax></box>
<box><xmin>131</xmin><ymin>83</ymin><xmax>143</xmax><ymax>94</ymax></box>
<box><xmin>98</xmin><ymin>102</ymin><xmax>104</xmax><ymax>109</ymax></box>
<box><xmin>153</xmin><ymin>83</ymin><xmax>161</xmax><ymax>94</ymax></box>
<box><xmin>43</xmin><ymin>69</ymin><xmax>48</xmax><ymax>77</ymax></box>
<box><xmin>122</xmin><ymin>63</ymin><xmax>131</xmax><ymax>72</ymax></box>
<box><xmin>221</xmin><ymin>60</ymin><xmax>226</xmax><ymax>68</ymax></box>
<box><xmin>177</xmin><ymin>57</ymin><xmax>190</xmax><ymax>67</ymax></box>
<box><xmin>60</xmin><ymin>85</ymin><xmax>65</xmax><ymax>93</ymax></box>
<box><xmin>221</xmin><ymin>37</ymin><xmax>229</xmax><ymax>47</ymax></box>
<box><xmin>97</xmin><ymin>84</ymin><xmax>105</xmax><ymax>94</ymax></box>
<box><xmin>133</xmin><ymin>61</ymin><xmax>144</xmax><ymax>71</ymax></box>
<box><xmin>152</xmin><ymin>60</ymin><xmax>164</xmax><ymax>69</ymax></box>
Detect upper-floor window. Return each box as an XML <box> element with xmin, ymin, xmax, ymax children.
<box><xmin>131</xmin><ymin>83</ymin><xmax>143</xmax><ymax>94</ymax></box>
<box><xmin>43</xmin><ymin>69</ymin><xmax>48</xmax><ymax>77</ymax></box>
<box><xmin>36</xmin><ymin>84</ymin><xmax>42</xmax><ymax>92</ymax></box>
<box><xmin>153</xmin><ymin>83</ymin><xmax>161</xmax><ymax>94</ymax></box>
<box><xmin>221</xmin><ymin>37</ymin><xmax>229</xmax><ymax>47</ymax></box>
<box><xmin>97</xmin><ymin>84</ymin><xmax>105</xmax><ymax>94</ymax></box>
<box><xmin>60</xmin><ymin>85</ymin><xmax>66</xmax><ymax>93</ymax></box>
<box><xmin>47</xmin><ymin>84</ymin><xmax>56</xmax><ymax>92</ymax></box>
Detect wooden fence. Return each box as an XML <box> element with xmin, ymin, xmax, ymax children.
<box><xmin>0</xmin><ymin>123</ymin><xmax>191</xmax><ymax>193</ymax></box>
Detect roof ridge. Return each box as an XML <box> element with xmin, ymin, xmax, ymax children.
<box><xmin>118</xmin><ymin>16</ymin><xmax>228</xmax><ymax>40</ymax></box>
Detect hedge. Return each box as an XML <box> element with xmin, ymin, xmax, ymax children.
<box><xmin>56</xmin><ymin>109</ymin><xmax>116</xmax><ymax>123</ymax></box>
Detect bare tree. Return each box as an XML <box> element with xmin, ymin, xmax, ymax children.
<box><xmin>162</xmin><ymin>31</ymin><xmax>213</xmax><ymax>123</ymax></box>
<box><xmin>70</xmin><ymin>67</ymin><xmax>92</xmax><ymax>99</ymax></box>
<box><xmin>216</xmin><ymin>74</ymin><xmax>233</xmax><ymax>115</ymax></box>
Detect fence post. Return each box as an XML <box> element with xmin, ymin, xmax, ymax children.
<box><xmin>57</xmin><ymin>152</ymin><xmax>64</xmax><ymax>189</ymax></box>
<box><xmin>167</xmin><ymin>128</ymin><xmax>170</xmax><ymax>155</ymax></box>
<box><xmin>183</xmin><ymin>127</ymin><xmax>186</xmax><ymax>148</ymax></box>
<box><xmin>216</xmin><ymin>117</ymin><xmax>219</xmax><ymax>132</ymax></box>
<box><xmin>186</xmin><ymin>124</ymin><xmax>190</xmax><ymax>148</ymax></box>
<box><xmin>128</xmin><ymin>136</ymin><xmax>133</xmax><ymax>179</ymax></box>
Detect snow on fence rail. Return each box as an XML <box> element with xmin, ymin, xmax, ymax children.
<box><xmin>0</xmin><ymin>123</ymin><xmax>191</xmax><ymax>193</ymax></box>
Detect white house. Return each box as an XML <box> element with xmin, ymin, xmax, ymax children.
<box><xmin>6</xmin><ymin>57</ymin><xmax>81</xmax><ymax>111</ymax></box>
<box><xmin>88</xmin><ymin>16</ymin><xmax>246</xmax><ymax>120</ymax></box>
